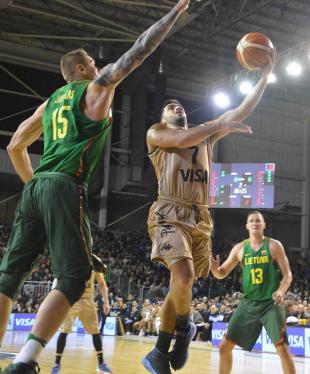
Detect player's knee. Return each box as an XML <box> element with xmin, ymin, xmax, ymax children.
<box><xmin>219</xmin><ymin>337</ymin><xmax>233</xmax><ymax>356</ymax></box>
<box><xmin>55</xmin><ymin>278</ymin><xmax>86</xmax><ymax>306</ymax></box>
<box><xmin>0</xmin><ymin>272</ymin><xmax>27</xmax><ymax>300</ymax></box>
<box><xmin>171</xmin><ymin>261</ymin><xmax>195</xmax><ymax>289</ymax></box>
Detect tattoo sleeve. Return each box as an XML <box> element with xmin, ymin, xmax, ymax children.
<box><xmin>94</xmin><ymin>7</ymin><xmax>181</xmax><ymax>86</ymax></box>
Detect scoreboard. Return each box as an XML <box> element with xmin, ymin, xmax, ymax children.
<box><xmin>209</xmin><ymin>163</ymin><xmax>275</xmax><ymax>208</ymax></box>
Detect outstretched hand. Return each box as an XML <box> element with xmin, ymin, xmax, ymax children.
<box><xmin>175</xmin><ymin>0</ymin><xmax>191</xmax><ymax>13</ymax></box>
<box><xmin>261</xmin><ymin>48</ymin><xmax>277</xmax><ymax>77</ymax></box>
<box><xmin>210</xmin><ymin>254</ymin><xmax>221</xmax><ymax>272</ymax></box>
<box><xmin>222</xmin><ymin>121</ymin><xmax>253</xmax><ymax>135</ymax></box>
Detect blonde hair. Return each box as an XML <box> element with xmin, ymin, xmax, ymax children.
<box><xmin>60</xmin><ymin>48</ymin><xmax>88</xmax><ymax>82</ymax></box>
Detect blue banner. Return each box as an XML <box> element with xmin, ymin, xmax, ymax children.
<box><xmin>13</xmin><ymin>314</ymin><xmax>36</xmax><ymax>331</ymax></box>
<box><xmin>7</xmin><ymin>314</ymin><xmax>117</xmax><ymax>336</ymax></box>
<box><xmin>212</xmin><ymin>322</ymin><xmax>309</xmax><ymax>357</ymax></box>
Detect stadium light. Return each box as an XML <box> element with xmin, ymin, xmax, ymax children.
<box><xmin>213</xmin><ymin>92</ymin><xmax>230</xmax><ymax>108</ymax></box>
<box><xmin>286</xmin><ymin>62</ymin><xmax>302</xmax><ymax>76</ymax></box>
<box><xmin>239</xmin><ymin>81</ymin><xmax>253</xmax><ymax>95</ymax></box>
<box><xmin>267</xmin><ymin>73</ymin><xmax>276</xmax><ymax>84</ymax></box>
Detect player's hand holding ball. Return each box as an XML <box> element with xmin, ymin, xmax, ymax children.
<box><xmin>236</xmin><ymin>32</ymin><xmax>276</xmax><ymax>77</ymax></box>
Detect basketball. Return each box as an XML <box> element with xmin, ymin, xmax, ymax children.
<box><xmin>236</xmin><ymin>32</ymin><xmax>275</xmax><ymax>71</ymax></box>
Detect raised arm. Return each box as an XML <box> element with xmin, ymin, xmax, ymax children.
<box><xmin>210</xmin><ymin>242</ymin><xmax>243</xmax><ymax>279</ymax></box>
<box><xmin>84</xmin><ymin>0</ymin><xmax>190</xmax><ymax>120</ymax></box>
<box><xmin>95</xmin><ymin>0</ymin><xmax>189</xmax><ymax>87</ymax></box>
<box><xmin>209</xmin><ymin>56</ymin><xmax>276</xmax><ymax>147</ymax></box>
<box><xmin>7</xmin><ymin>101</ymin><xmax>47</xmax><ymax>183</ymax></box>
<box><xmin>270</xmin><ymin>239</ymin><xmax>293</xmax><ymax>305</ymax></box>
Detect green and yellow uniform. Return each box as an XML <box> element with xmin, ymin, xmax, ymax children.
<box><xmin>0</xmin><ymin>81</ymin><xmax>112</xmax><ymax>300</ymax></box>
<box><xmin>227</xmin><ymin>237</ymin><xmax>288</xmax><ymax>350</ymax></box>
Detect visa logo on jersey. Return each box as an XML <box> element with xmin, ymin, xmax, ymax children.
<box><xmin>178</xmin><ymin>169</ymin><xmax>208</xmax><ymax>183</ymax></box>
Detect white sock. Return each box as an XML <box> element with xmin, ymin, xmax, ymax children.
<box><xmin>14</xmin><ymin>339</ymin><xmax>43</xmax><ymax>364</ymax></box>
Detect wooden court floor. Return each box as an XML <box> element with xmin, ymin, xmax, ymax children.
<box><xmin>1</xmin><ymin>331</ymin><xmax>309</xmax><ymax>373</ymax></box>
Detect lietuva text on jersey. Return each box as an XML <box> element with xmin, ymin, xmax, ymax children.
<box><xmin>244</xmin><ymin>255</ymin><xmax>269</xmax><ymax>265</ymax></box>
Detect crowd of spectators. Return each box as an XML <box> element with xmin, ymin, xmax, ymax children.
<box><xmin>1</xmin><ymin>222</ymin><xmax>310</xmax><ymax>339</ymax></box>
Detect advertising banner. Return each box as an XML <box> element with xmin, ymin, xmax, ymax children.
<box><xmin>212</xmin><ymin>322</ymin><xmax>309</xmax><ymax>357</ymax></box>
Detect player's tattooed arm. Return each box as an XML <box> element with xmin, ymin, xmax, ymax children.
<box><xmin>94</xmin><ymin>2</ymin><xmax>188</xmax><ymax>87</ymax></box>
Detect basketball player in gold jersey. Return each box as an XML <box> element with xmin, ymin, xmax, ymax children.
<box><xmin>51</xmin><ymin>271</ymin><xmax>111</xmax><ymax>374</ymax></box>
<box><xmin>142</xmin><ymin>59</ymin><xmax>275</xmax><ymax>374</ymax></box>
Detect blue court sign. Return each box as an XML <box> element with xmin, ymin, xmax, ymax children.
<box><xmin>212</xmin><ymin>322</ymin><xmax>309</xmax><ymax>357</ymax></box>
<box><xmin>7</xmin><ymin>314</ymin><xmax>117</xmax><ymax>336</ymax></box>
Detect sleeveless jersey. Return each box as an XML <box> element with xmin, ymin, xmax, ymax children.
<box><xmin>34</xmin><ymin>80</ymin><xmax>112</xmax><ymax>185</ymax></box>
<box><xmin>241</xmin><ymin>237</ymin><xmax>280</xmax><ymax>301</ymax></box>
<box><xmin>149</xmin><ymin>136</ymin><xmax>212</xmax><ymax>205</ymax></box>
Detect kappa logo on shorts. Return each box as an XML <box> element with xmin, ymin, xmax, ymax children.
<box><xmin>155</xmin><ymin>211</ymin><xmax>166</xmax><ymax>225</ymax></box>
<box><xmin>162</xmin><ymin>243</ymin><xmax>173</xmax><ymax>251</ymax></box>
<box><xmin>160</xmin><ymin>225</ymin><xmax>175</xmax><ymax>238</ymax></box>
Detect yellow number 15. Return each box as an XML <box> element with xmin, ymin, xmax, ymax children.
<box><xmin>250</xmin><ymin>268</ymin><xmax>263</xmax><ymax>284</ymax></box>
<box><xmin>52</xmin><ymin>106</ymin><xmax>70</xmax><ymax>140</ymax></box>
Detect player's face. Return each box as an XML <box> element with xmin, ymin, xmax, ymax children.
<box><xmin>162</xmin><ymin>103</ymin><xmax>187</xmax><ymax>127</ymax></box>
<box><xmin>246</xmin><ymin>213</ymin><xmax>266</xmax><ymax>234</ymax></box>
<box><xmin>82</xmin><ymin>55</ymin><xmax>99</xmax><ymax>80</ymax></box>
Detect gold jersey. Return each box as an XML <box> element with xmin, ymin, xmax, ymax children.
<box><xmin>149</xmin><ymin>139</ymin><xmax>212</xmax><ymax>205</ymax></box>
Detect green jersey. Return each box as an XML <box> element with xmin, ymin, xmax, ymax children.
<box><xmin>34</xmin><ymin>80</ymin><xmax>112</xmax><ymax>184</ymax></box>
<box><xmin>241</xmin><ymin>237</ymin><xmax>280</xmax><ymax>301</ymax></box>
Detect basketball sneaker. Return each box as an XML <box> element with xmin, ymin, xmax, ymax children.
<box><xmin>141</xmin><ymin>348</ymin><xmax>171</xmax><ymax>374</ymax></box>
<box><xmin>1</xmin><ymin>361</ymin><xmax>40</xmax><ymax>373</ymax></box>
<box><xmin>50</xmin><ymin>363</ymin><xmax>60</xmax><ymax>374</ymax></box>
<box><xmin>96</xmin><ymin>362</ymin><xmax>112</xmax><ymax>373</ymax></box>
<box><xmin>169</xmin><ymin>322</ymin><xmax>197</xmax><ymax>370</ymax></box>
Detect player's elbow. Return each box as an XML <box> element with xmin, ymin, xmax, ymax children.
<box><xmin>7</xmin><ymin>139</ymin><xmax>23</xmax><ymax>154</ymax></box>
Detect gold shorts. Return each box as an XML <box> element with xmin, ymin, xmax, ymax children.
<box><xmin>61</xmin><ymin>293</ymin><xmax>99</xmax><ymax>334</ymax></box>
<box><xmin>147</xmin><ymin>197</ymin><xmax>213</xmax><ymax>278</ymax></box>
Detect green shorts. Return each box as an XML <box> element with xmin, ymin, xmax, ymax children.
<box><xmin>0</xmin><ymin>172</ymin><xmax>92</xmax><ymax>283</ymax></box>
<box><xmin>227</xmin><ymin>298</ymin><xmax>288</xmax><ymax>351</ymax></box>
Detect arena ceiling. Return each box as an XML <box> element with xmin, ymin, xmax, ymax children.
<box><xmin>1</xmin><ymin>0</ymin><xmax>310</xmax><ymax>92</ymax></box>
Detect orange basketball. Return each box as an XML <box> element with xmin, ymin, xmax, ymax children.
<box><xmin>236</xmin><ymin>32</ymin><xmax>275</xmax><ymax>71</ymax></box>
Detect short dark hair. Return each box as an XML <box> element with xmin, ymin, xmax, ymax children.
<box><xmin>160</xmin><ymin>99</ymin><xmax>181</xmax><ymax>118</ymax></box>
<box><xmin>247</xmin><ymin>211</ymin><xmax>265</xmax><ymax>221</ymax></box>
<box><xmin>60</xmin><ymin>48</ymin><xmax>88</xmax><ymax>82</ymax></box>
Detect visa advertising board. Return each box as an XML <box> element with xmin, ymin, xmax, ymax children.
<box><xmin>212</xmin><ymin>322</ymin><xmax>309</xmax><ymax>357</ymax></box>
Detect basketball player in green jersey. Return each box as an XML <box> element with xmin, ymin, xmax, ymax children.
<box><xmin>0</xmin><ymin>1</ymin><xmax>191</xmax><ymax>373</ymax></box>
<box><xmin>211</xmin><ymin>211</ymin><xmax>296</xmax><ymax>374</ymax></box>
<box><xmin>142</xmin><ymin>58</ymin><xmax>275</xmax><ymax>373</ymax></box>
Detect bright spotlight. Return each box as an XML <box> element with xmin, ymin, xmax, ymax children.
<box><xmin>213</xmin><ymin>93</ymin><xmax>230</xmax><ymax>108</ymax></box>
<box><xmin>267</xmin><ymin>73</ymin><xmax>276</xmax><ymax>84</ymax></box>
<box><xmin>286</xmin><ymin>62</ymin><xmax>302</xmax><ymax>76</ymax></box>
<box><xmin>239</xmin><ymin>81</ymin><xmax>253</xmax><ymax>95</ymax></box>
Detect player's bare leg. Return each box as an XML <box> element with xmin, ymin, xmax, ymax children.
<box><xmin>11</xmin><ymin>290</ymin><xmax>71</xmax><ymax>367</ymax></box>
<box><xmin>0</xmin><ymin>293</ymin><xmax>13</xmax><ymax>346</ymax></box>
<box><xmin>276</xmin><ymin>344</ymin><xmax>296</xmax><ymax>374</ymax></box>
<box><xmin>219</xmin><ymin>335</ymin><xmax>235</xmax><ymax>374</ymax></box>
<box><xmin>142</xmin><ymin>259</ymin><xmax>195</xmax><ymax>373</ymax></box>
<box><xmin>168</xmin><ymin>259</ymin><xmax>196</xmax><ymax>370</ymax></box>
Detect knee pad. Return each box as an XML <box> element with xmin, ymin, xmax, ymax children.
<box><xmin>55</xmin><ymin>278</ymin><xmax>86</xmax><ymax>306</ymax></box>
<box><xmin>0</xmin><ymin>272</ymin><xmax>28</xmax><ymax>300</ymax></box>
